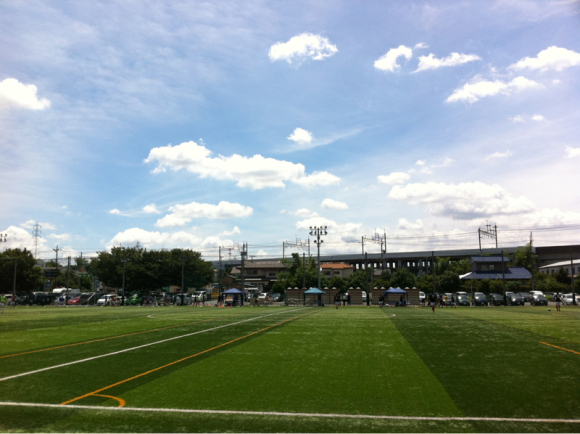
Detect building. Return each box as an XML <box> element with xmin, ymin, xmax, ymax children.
<box><xmin>539</xmin><ymin>259</ymin><xmax>580</xmax><ymax>277</ymax></box>
<box><xmin>459</xmin><ymin>256</ymin><xmax>532</xmax><ymax>281</ymax></box>
<box><xmin>321</xmin><ymin>263</ymin><xmax>355</xmax><ymax>279</ymax></box>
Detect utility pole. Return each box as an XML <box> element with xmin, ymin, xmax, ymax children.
<box><xmin>241</xmin><ymin>243</ymin><xmax>247</xmax><ymax>293</ymax></box>
<box><xmin>571</xmin><ymin>249</ymin><xmax>576</xmax><ymax>306</ymax></box>
<box><xmin>302</xmin><ymin>252</ymin><xmax>306</xmax><ymax>290</ymax></box>
<box><xmin>309</xmin><ymin>226</ymin><xmax>327</xmax><ymax>290</ymax></box>
<box><xmin>121</xmin><ymin>258</ymin><xmax>127</xmax><ymax>306</ymax></box>
<box><xmin>432</xmin><ymin>251</ymin><xmax>436</xmax><ymax>295</ymax></box>
<box><xmin>502</xmin><ymin>251</ymin><xmax>506</xmax><ymax>305</ymax></box>
<box><xmin>12</xmin><ymin>258</ymin><xmax>18</xmax><ymax>299</ymax></box>
<box><xmin>218</xmin><ymin>246</ymin><xmax>222</xmax><ymax>297</ymax></box>
<box><xmin>66</xmin><ymin>256</ymin><xmax>71</xmax><ymax>301</ymax></box>
<box><xmin>181</xmin><ymin>254</ymin><xmax>185</xmax><ymax>306</ymax></box>
<box><xmin>53</xmin><ymin>245</ymin><xmax>60</xmax><ymax>288</ymax></box>
<box><xmin>365</xmin><ymin>252</ymin><xmax>370</xmax><ymax>306</ymax></box>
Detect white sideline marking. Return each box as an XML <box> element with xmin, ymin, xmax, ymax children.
<box><xmin>0</xmin><ymin>308</ymin><xmax>305</xmax><ymax>383</ymax></box>
<box><xmin>0</xmin><ymin>402</ymin><xmax>578</xmax><ymax>424</ymax></box>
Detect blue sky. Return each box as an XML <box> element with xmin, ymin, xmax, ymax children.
<box><xmin>2</xmin><ymin>0</ymin><xmax>580</xmax><ymax>261</ymax></box>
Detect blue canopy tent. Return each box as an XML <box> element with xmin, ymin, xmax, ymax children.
<box><xmin>384</xmin><ymin>287</ymin><xmax>408</xmax><ymax>306</ymax></box>
<box><xmin>303</xmin><ymin>287</ymin><xmax>326</xmax><ymax>306</ymax></box>
<box><xmin>222</xmin><ymin>288</ymin><xmax>246</xmax><ymax>307</ymax></box>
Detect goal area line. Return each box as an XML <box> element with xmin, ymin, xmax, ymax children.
<box><xmin>1</xmin><ymin>402</ymin><xmax>579</xmax><ymax>424</ymax></box>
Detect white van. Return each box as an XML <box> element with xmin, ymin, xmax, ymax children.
<box><xmin>96</xmin><ymin>294</ymin><xmax>120</xmax><ymax>306</ymax></box>
<box><xmin>52</xmin><ymin>288</ymin><xmax>80</xmax><ymax>295</ymax></box>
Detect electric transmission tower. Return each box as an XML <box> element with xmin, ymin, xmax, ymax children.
<box><xmin>32</xmin><ymin>222</ymin><xmax>42</xmax><ymax>259</ymax></box>
<box><xmin>478</xmin><ymin>223</ymin><xmax>498</xmax><ymax>251</ymax></box>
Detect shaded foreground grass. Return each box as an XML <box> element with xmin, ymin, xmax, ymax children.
<box><xmin>1</xmin><ymin>406</ymin><xmax>579</xmax><ymax>433</ymax></box>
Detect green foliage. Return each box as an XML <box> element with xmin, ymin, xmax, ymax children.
<box><xmin>478</xmin><ymin>279</ymin><xmax>491</xmax><ymax>293</ymax></box>
<box><xmin>390</xmin><ymin>267</ymin><xmax>416</xmax><ymax>289</ymax></box>
<box><xmin>272</xmin><ymin>254</ymin><xmax>329</xmax><ymax>291</ymax></box>
<box><xmin>449</xmin><ymin>259</ymin><xmax>471</xmax><ymax>275</ymax></box>
<box><xmin>439</xmin><ymin>271</ymin><xmax>461</xmax><ymax>292</ymax></box>
<box><xmin>415</xmin><ymin>273</ymin><xmax>436</xmax><ymax>293</ymax></box>
<box><xmin>555</xmin><ymin>267</ymin><xmax>570</xmax><ymax>285</ymax></box>
<box><xmin>90</xmin><ymin>247</ymin><xmax>214</xmax><ymax>293</ymax></box>
<box><xmin>0</xmin><ymin>248</ymin><xmax>43</xmax><ymax>293</ymax></box>
<box><xmin>435</xmin><ymin>257</ymin><xmax>451</xmax><ymax>275</ymax></box>
<box><xmin>506</xmin><ymin>281</ymin><xmax>522</xmax><ymax>292</ymax></box>
<box><xmin>328</xmin><ymin>276</ymin><xmax>346</xmax><ymax>292</ymax></box>
<box><xmin>510</xmin><ymin>244</ymin><xmax>536</xmax><ymax>272</ymax></box>
<box><xmin>489</xmin><ymin>280</ymin><xmax>504</xmax><ymax>293</ymax></box>
<box><xmin>345</xmin><ymin>269</ymin><xmax>370</xmax><ymax>290</ymax></box>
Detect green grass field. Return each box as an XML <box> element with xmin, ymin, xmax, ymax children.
<box><xmin>0</xmin><ymin>305</ymin><xmax>579</xmax><ymax>432</ymax></box>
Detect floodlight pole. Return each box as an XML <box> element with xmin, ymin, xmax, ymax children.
<box><xmin>121</xmin><ymin>258</ymin><xmax>127</xmax><ymax>306</ymax></box>
<box><xmin>309</xmin><ymin>226</ymin><xmax>327</xmax><ymax>290</ymax></box>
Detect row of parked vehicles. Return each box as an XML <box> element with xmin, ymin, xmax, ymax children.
<box><xmin>419</xmin><ymin>290</ymin><xmax>558</xmax><ymax>306</ymax></box>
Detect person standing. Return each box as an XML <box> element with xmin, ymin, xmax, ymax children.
<box><xmin>430</xmin><ymin>293</ymin><xmax>436</xmax><ymax>313</ymax></box>
<box><xmin>379</xmin><ymin>294</ymin><xmax>384</xmax><ymax>308</ymax></box>
<box><xmin>450</xmin><ymin>294</ymin><xmax>456</xmax><ymax>308</ymax></box>
<box><xmin>264</xmin><ymin>294</ymin><xmax>269</xmax><ymax>307</ymax></box>
<box><xmin>0</xmin><ymin>294</ymin><xmax>5</xmax><ymax>314</ymax></box>
<box><xmin>334</xmin><ymin>293</ymin><xmax>340</xmax><ymax>309</ymax></box>
<box><xmin>555</xmin><ymin>292</ymin><xmax>562</xmax><ymax>312</ymax></box>
<box><xmin>254</xmin><ymin>294</ymin><xmax>258</xmax><ymax>307</ymax></box>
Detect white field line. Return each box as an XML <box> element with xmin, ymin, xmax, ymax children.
<box><xmin>0</xmin><ymin>308</ymin><xmax>306</xmax><ymax>383</ymax></box>
<box><xmin>0</xmin><ymin>402</ymin><xmax>578</xmax><ymax>424</ymax></box>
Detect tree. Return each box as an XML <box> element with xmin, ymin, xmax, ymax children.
<box><xmin>390</xmin><ymin>268</ymin><xmax>416</xmax><ymax>289</ymax></box>
<box><xmin>555</xmin><ymin>267</ymin><xmax>570</xmax><ymax>285</ymax></box>
<box><xmin>328</xmin><ymin>276</ymin><xmax>347</xmax><ymax>292</ymax></box>
<box><xmin>0</xmin><ymin>248</ymin><xmax>43</xmax><ymax>293</ymax></box>
<box><xmin>439</xmin><ymin>271</ymin><xmax>461</xmax><ymax>292</ymax></box>
<box><xmin>511</xmin><ymin>244</ymin><xmax>536</xmax><ymax>272</ymax></box>
<box><xmin>272</xmin><ymin>254</ymin><xmax>329</xmax><ymax>293</ymax></box>
<box><xmin>449</xmin><ymin>259</ymin><xmax>471</xmax><ymax>275</ymax></box>
<box><xmin>90</xmin><ymin>247</ymin><xmax>214</xmax><ymax>294</ymax></box>
<box><xmin>345</xmin><ymin>269</ymin><xmax>371</xmax><ymax>291</ymax></box>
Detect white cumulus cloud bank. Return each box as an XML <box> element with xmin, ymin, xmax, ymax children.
<box><xmin>144</xmin><ymin>141</ymin><xmax>340</xmax><ymax>189</ymax></box>
<box><xmin>415</xmin><ymin>52</ymin><xmax>480</xmax><ymax>72</ymax></box>
<box><xmin>374</xmin><ymin>45</ymin><xmax>413</xmax><ymax>72</ymax></box>
<box><xmin>565</xmin><ymin>146</ymin><xmax>580</xmax><ymax>159</ymax></box>
<box><xmin>20</xmin><ymin>220</ymin><xmax>56</xmax><ymax>230</ymax></box>
<box><xmin>321</xmin><ymin>198</ymin><xmax>348</xmax><ymax>210</ymax></box>
<box><xmin>0</xmin><ymin>78</ymin><xmax>51</xmax><ymax>110</ymax></box>
<box><xmin>388</xmin><ymin>182</ymin><xmax>536</xmax><ymax>220</ymax></box>
<box><xmin>142</xmin><ymin>204</ymin><xmax>161</xmax><ymax>214</ymax></box>
<box><xmin>446</xmin><ymin>76</ymin><xmax>542</xmax><ymax>103</ymax></box>
<box><xmin>155</xmin><ymin>201</ymin><xmax>253</xmax><ymax>227</ymax></box>
<box><xmin>268</xmin><ymin>33</ymin><xmax>338</xmax><ymax>65</ymax></box>
<box><xmin>378</xmin><ymin>172</ymin><xmax>411</xmax><ymax>185</ymax></box>
<box><xmin>509</xmin><ymin>46</ymin><xmax>580</xmax><ymax>72</ymax></box>
<box><xmin>287</xmin><ymin>128</ymin><xmax>313</xmax><ymax>144</ymax></box>
<box><xmin>486</xmin><ymin>150</ymin><xmax>512</xmax><ymax>160</ymax></box>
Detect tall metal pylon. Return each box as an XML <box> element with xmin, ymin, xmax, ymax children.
<box><xmin>32</xmin><ymin>222</ymin><xmax>42</xmax><ymax>259</ymax></box>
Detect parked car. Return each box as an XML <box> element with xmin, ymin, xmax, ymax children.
<box><xmin>16</xmin><ymin>293</ymin><xmax>35</xmax><ymax>306</ymax></box>
<box><xmin>456</xmin><ymin>294</ymin><xmax>470</xmax><ymax>306</ymax></box>
<box><xmin>258</xmin><ymin>292</ymin><xmax>269</xmax><ymax>300</ymax></box>
<box><xmin>529</xmin><ymin>290</ymin><xmax>545</xmax><ymax>297</ymax></box>
<box><xmin>270</xmin><ymin>293</ymin><xmax>282</xmax><ymax>302</ymax></box>
<box><xmin>33</xmin><ymin>292</ymin><xmax>59</xmax><ymax>306</ymax></box>
<box><xmin>563</xmin><ymin>293</ymin><xmax>578</xmax><ymax>305</ymax></box>
<box><xmin>125</xmin><ymin>294</ymin><xmax>142</xmax><ymax>305</ymax></box>
<box><xmin>471</xmin><ymin>292</ymin><xmax>488</xmax><ymax>306</ymax></box>
<box><xmin>519</xmin><ymin>292</ymin><xmax>531</xmax><ymax>302</ymax></box>
<box><xmin>96</xmin><ymin>294</ymin><xmax>119</xmax><ymax>306</ymax></box>
<box><xmin>419</xmin><ymin>292</ymin><xmax>426</xmax><ymax>303</ymax></box>
<box><xmin>489</xmin><ymin>293</ymin><xmax>504</xmax><ymax>306</ymax></box>
<box><xmin>506</xmin><ymin>293</ymin><xmax>524</xmax><ymax>306</ymax></box>
<box><xmin>530</xmin><ymin>293</ymin><xmax>548</xmax><ymax>306</ymax></box>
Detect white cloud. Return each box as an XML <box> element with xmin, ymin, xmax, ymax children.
<box><xmin>291</xmin><ymin>208</ymin><xmax>319</xmax><ymax>218</ymax></box>
<box><xmin>287</xmin><ymin>128</ymin><xmax>313</xmax><ymax>144</ymax></box>
<box><xmin>20</xmin><ymin>220</ymin><xmax>56</xmax><ymax>230</ymax></box>
<box><xmin>415</xmin><ymin>160</ymin><xmax>426</xmax><ymax>166</ymax></box>
<box><xmin>106</xmin><ymin>228</ymin><xmax>203</xmax><ymax>250</ymax></box>
<box><xmin>378</xmin><ymin>172</ymin><xmax>411</xmax><ymax>185</ymax></box>
<box><xmin>48</xmin><ymin>233</ymin><xmax>72</xmax><ymax>241</ymax></box>
<box><xmin>432</xmin><ymin>157</ymin><xmax>454</xmax><ymax>168</ymax></box>
<box><xmin>321</xmin><ymin>198</ymin><xmax>348</xmax><ymax>210</ymax></box>
<box><xmin>142</xmin><ymin>204</ymin><xmax>161</xmax><ymax>214</ymax></box>
<box><xmin>415</xmin><ymin>52</ymin><xmax>480</xmax><ymax>72</ymax></box>
<box><xmin>109</xmin><ymin>209</ymin><xmax>122</xmax><ymax>215</ymax></box>
<box><xmin>268</xmin><ymin>33</ymin><xmax>338</xmax><ymax>65</ymax></box>
<box><xmin>486</xmin><ymin>150</ymin><xmax>512</xmax><ymax>160</ymax></box>
<box><xmin>388</xmin><ymin>182</ymin><xmax>536</xmax><ymax>220</ymax></box>
<box><xmin>144</xmin><ymin>141</ymin><xmax>340</xmax><ymax>189</ymax></box>
<box><xmin>219</xmin><ymin>226</ymin><xmax>241</xmax><ymax>236</ymax></box>
<box><xmin>510</xmin><ymin>115</ymin><xmax>525</xmax><ymax>123</ymax></box>
<box><xmin>155</xmin><ymin>201</ymin><xmax>253</xmax><ymax>227</ymax></box>
<box><xmin>296</xmin><ymin>216</ymin><xmax>362</xmax><ymax>239</ymax></box>
<box><xmin>531</xmin><ymin>114</ymin><xmax>545</xmax><ymax>121</ymax></box>
<box><xmin>0</xmin><ymin>78</ymin><xmax>51</xmax><ymax>110</ymax></box>
<box><xmin>256</xmin><ymin>250</ymin><xmax>268</xmax><ymax>256</ymax></box>
<box><xmin>414</xmin><ymin>42</ymin><xmax>429</xmax><ymax>49</ymax></box>
<box><xmin>509</xmin><ymin>46</ymin><xmax>580</xmax><ymax>72</ymax></box>
<box><xmin>397</xmin><ymin>218</ymin><xmax>424</xmax><ymax>230</ymax></box>
<box><xmin>292</xmin><ymin>171</ymin><xmax>340</xmax><ymax>188</ymax></box>
<box><xmin>374</xmin><ymin>45</ymin><xmax>413</xmax><ymax>72</ymax></box>
<box><xmin>565</xmin><ymin>146</ymin><xmax>580</xmax><ymax>159</ymax></box>
<box><xmin>446</xmin><ymin>76</ymin><xmax>542</xmax><ymax>103</ymax></box>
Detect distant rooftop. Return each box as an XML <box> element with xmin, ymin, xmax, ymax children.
<box><xmin>470</xmin><ymin>256</ymin><xmax>510</xmax><ymax>263</ymax></box>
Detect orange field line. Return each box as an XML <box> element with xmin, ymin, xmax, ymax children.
<box><xmin>0</xmin><ymin>313</ymin><xmax>247</xmax><ymax>360</ymax></box>
<box><xmin>91</xmin><ymin>394</ymin><xmax>126</xmax><ymax>408</ymax></box>
<box><xmin>61</xmin><ymin>309</ymin><xmax>317</xmax><ymax>406</ymax></box>
<box><xmin>540</xmin><ymin>341</ymin><xmax>580</xmax><ymax>355</ymax></box>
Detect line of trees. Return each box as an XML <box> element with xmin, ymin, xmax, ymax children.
<box><xmin>0</xmin><ymin>248</ymin><xmax>43</xmax><ymax>293</ymax></box>
<box><xmin>90</xmin><ymin>247</ymin><xmax>214</xmax><ymax>294</ymax></box>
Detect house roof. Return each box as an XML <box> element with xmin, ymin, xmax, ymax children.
<box><xmin>470</xmin><ymin>256</ymin><xmax>510</xmax><ymax>263</ymax></box>
<box><xmin>460</xmin><ymin>267</ymin><xmax>532</xmax><ymax>280</ymax></box>
<box><xmin>243</xmin><ymin>261</ymin><xmax>288</xmax><ymax>269</ymax></box>
<box><xmin>321</xmin><ymin>263</ymin><xmax>354</xmax><ymax>269</ymax></box>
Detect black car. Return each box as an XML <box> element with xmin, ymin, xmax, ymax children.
<box><xmin>506</xmin><ymin>293</ymin><xmax>524</xmax><ymax>306</ymax></box>
<box><xmin>471</xmin><ymin>292</ymin><xmax>489</xmax><ymax>306</ymax></box>
<box><xmin>489</xmin><ymin>293</ymin><xmax>505</xmax><ymax>306</ymax></box>
<box><xmin>455</xmin><ymin>294</ymin><xmax>470</xmax><ymax>306</ymax></box>
<box><xmin>530</xmin><ymin>294</ymin><xmax>548</xmax><ymax>306</ymax></box>
<box><xmin>519</xmin><ymin>292</ymin><xmax>531</xmax><ymax>302</ymax></box>
<box><xmin>16</xmin><ymin>293</ymin><xmax>35</xmax><ymax>306</ymax></box>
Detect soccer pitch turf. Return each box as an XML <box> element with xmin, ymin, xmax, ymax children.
<box><xmin>0</xmin><ymin>305</ymin><xmax>579</xmax><ymax>432</ymax></box>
